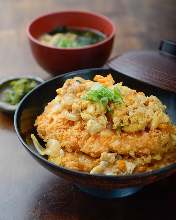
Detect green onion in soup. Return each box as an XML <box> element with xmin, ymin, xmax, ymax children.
<box><xmin>39</xmin><ymin>26</ymin><xmax>106</xmax><ymax>48</ymax></box>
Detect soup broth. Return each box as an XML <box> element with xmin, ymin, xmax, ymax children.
<box><xmin>39</xmin><ymin>26</ymin><xmax>106</xmax><ymax>48</ymax></box>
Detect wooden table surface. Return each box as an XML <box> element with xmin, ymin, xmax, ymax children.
<box><xmin>0</xmin><ymin>0</ymin><xmax>176</xmax><ymax>219</ymax></box>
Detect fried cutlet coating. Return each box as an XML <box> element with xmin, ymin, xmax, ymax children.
<box><xmin>35</xmin><ymin>74</ymin><xmax>176</xmax><ymax>174</ymax></box>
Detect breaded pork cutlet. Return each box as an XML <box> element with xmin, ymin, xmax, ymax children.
<box><xmin>33</xmin><ymin>74</ymin><xmax>176</xmax><ymax>175</ymax></box>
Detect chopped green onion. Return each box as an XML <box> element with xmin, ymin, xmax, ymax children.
<box><xmin>83</xmin><ymin>83</ymin><xmax>123</xmax><ymax>107</ymax></box>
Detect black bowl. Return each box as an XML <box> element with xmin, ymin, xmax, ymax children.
<box><xmin>14</xmin><ymin>68</ymin><xmax>176</xmax><ymax>198</ymax></box>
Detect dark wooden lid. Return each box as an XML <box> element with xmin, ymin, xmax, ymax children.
<box><xmin>108</xmin><ymin>40</ymin><xmax>176</xmax><ymax>93</ymax></box>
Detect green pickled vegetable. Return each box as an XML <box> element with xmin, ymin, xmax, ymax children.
<box><xmin>3</xmin><ymin>79</ymin><xmax>37</xmax><ymax>105</ymax></box>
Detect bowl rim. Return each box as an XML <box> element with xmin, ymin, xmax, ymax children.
<box><xmin>14</xmin><ymin>67</ymin><xmax>176</xmax><ymax>180</ymax></box>
<box><xmin>27</xmin><ymin>10</ymin><xmax>116</xmax><ymax>51</ymax></box>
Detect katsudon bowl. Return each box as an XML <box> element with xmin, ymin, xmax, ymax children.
<box><xmin>14</xmin><ymin>68</ymin><xmax>176</xmax><ymax>198</ymax></box>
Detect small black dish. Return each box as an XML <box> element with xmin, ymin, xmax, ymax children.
<box><xmin>14</xmin><ymin>68</ymin><xmax>176</xmax><ymax>198</ymax></box>
<box><xmin>0</xmin><ymin>76</ymin><xmax>43</xmax><ymax>113</ymax></box>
